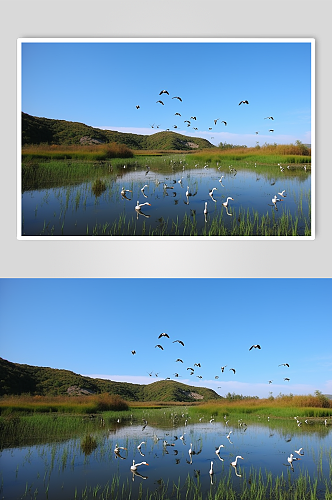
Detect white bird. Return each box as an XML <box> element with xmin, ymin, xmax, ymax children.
<box><xmin>215</xmin><ymin>444</ymin><xmax>225</xmax><ymax>460</ymax></box>
<box><xmin>141</xmin><ymin>184</ymin><xmax>148</xmax><ymax>193</ymax></box>
<box><xmin>204</xmin><ymin>202</ymin><xmax>208</xmax><ymax>215</ymax></box>
<box><xmin>186</xmin><ymin>186</ymin><xmax>192</xmax><ymax>197</ymax></box>
<box><xmin>209</xmin><ymin>461</ymin><xmax>214</xmax><ymax>475</ymax></box>
<box><xmin>227</xmin><ymin>431</ymin><xmax>233</xmax><ymax>440</ymax></box>
<box><xmin>287</xmin><ymin>453</ymin><xmax>300</xmax><ymax>465</ymax></box>
<box><xmin>121</xmin><ymin>187</ymin><xmax>132</xmax><ymax>196</ymax></box>
<box><xmin>272</xmin><ymin>195</ymin><xmax>282</xmax><ymax>206</ymax></box>
<box><xmin>114</xmin><ymin>444</ymin><xmax>127</xmax><ymax>454</ymax></box>
<box><xmin>137</xmin><ymin>441</ymin><xmax>146</xmax><ymax>450</ymax></box>
<box><xmin>219</xmin><ymin>175</ymin><xmax>225</xmax><ymax>185</ymax></box>
<box><xmin>231</xmin><ymin>455</ymin><xmax>244</xmax><ymax>467</ymax></box>
<box><xmin>130</xmin><ymin>460</ymin><xmax>149</xmax><ymax>471</ymax></box>
<box><xmin>188</xmin><ymin>443</ymin><xmax>193</xmax><ymax>456</ymax></box>
<box><xmin>295</xmin><ymin>448</ymin><xmax>304</xmax><ymax>456</ymax></box>
<box><xmin>223</xmin><ymin>197</ymin><xmax>234</xmax><ymax>208</ymax></box>
<box><xmin>278</xmin><ymin>190</ymin><xmax>287</xmax><ymax>198</ymax></box>
<box><xmin>135</xmin><ymin>201</ymin><xmax>151</xmax><ymax>211</ymax></box>
<box><xmin>209</xmin><ymin>187</ymin><xmax>218</xmax><ymax>201</ymax></box>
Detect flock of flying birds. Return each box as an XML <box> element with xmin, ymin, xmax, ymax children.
<box><xmin>120</xmin><ymin>89</ymin><xmax>289</xmax><ymax>218</ymax></box>
<box><xmin>130</xmin><ymin>333</ymin><xmax>293</xmax><ymax>386</ymax></box>
<box><xmin>134</xmin><ymin>89</ymin><xmax>277</xmax><ymax>137</ymax></box>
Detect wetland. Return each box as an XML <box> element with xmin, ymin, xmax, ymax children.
<box><xmin>21</xmin><ymin>153</ymin><xmax>311</xmax><ymax>237</ymax></box>
<box><xmin>1</xmin><ymin>406</ymin><xmax>330</xmax><ymax>500</ymax></box>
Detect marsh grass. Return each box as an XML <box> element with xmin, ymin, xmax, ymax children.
<box><xmin>0</xmin><ymin>393</ymin><xmax>128</xmax><ymax>415</ymax></box>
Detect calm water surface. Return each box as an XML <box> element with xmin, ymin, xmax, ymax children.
<box><xmin>1</xmin><ymin>417</ymin><xmax>330</xmax><ymax>499</ymax></box>
<box><xmin>21</xmin><ymin>164</ymin><xmax>311</xmax><ymax>236</ymax></box>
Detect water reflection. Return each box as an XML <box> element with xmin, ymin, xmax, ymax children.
<box><xmin>21</xmin><ymin>165</ymin><xmax>311</xmax><ymax>236</ymax></box>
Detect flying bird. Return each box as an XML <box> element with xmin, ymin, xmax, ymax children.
<box><xmin>176</xmin><ymin>358</ymin><xmax>183</xmax><ymax>363</ymax></box>
<box><xmin>214</xmin><ymin>119</ymin><xmax>219</xmax><ymax>125</ymax></box>
<box><xmin>221</xmin><ymin>121</ymin><xmax>227</xmax><ymax>126</ymax></box>
<box><xmin>190</xmin><ymin>116</ymin><xmax>197</xmax><ymax>120</ymax></box>
<box><xmin>221</xmin><ymin>366</ymin><xmax>227</xmax><ymax>372</ymax></box>
<box><xmin>265</xmin><ymin>116</ymin><xmax>274</xmax><ymax>120</ymax></box>
<box><xmin>239</xmin><ymin>100</ymin><xmax>249</xmax><ymax>105</ymax></box>
<box><xmin>175</xmin><ymin>112</ymin><xmax>181</xmax><ymax>116</ymax></box>
<box><xmin>131</xmin><ymin>350</ymin><xmax>136</xmax><ymax>355</ymax></box>
<box><xmin>136</xmin><ymin>105</ymin><xmax>140</xmax><ymax>109</ymax></box>
<box><xmin>279</xmin><ymin>363</ymin><xmax>290</xmax><ymax>367</ymax></box>
<box><xmin>158</xmin><ymin>333</ymin><xmax>169</xmax><ymax>338</ymax></box>
<box><xmin>155</xmin><ymin>344</ymin><xmax>164</xmax><ymax>350</ymax></box>
<box><xmin>194</xmin><ymin>363</ymin><xmax>201</xmax><ymax>367</ymax></box>
<box><xmin>156</xmin><ymin>100</ymin><xmax>164</xmax><ymax>105</ymax></box>
<box><xmin>284</xmin><ymin>378</ymin><xmax>290</xmax><ymax>381</ymax></box>
<box><xmin>172</xmin><ymin>96</ymin><xmax>182</xmax><ymax>101</ymax></box>
<box><xmin>159</xmin><ymin>90</ymin><xmax>169</xmax><ymax>95</ymax></box>
<box><xmin>173</xmin><ymin>340</ymin><xmax>184</xmax><ymax>346</ymax></box>
<box><xmin>269</xmin><ymin>129</ymin><xmax>274</xmax><ymax>132</ymax></box>
<box><xmin>249</xmin><ymin>344</ymin><xmax>261</xmax><ymax>350</ymax></box>
<box><xmin>229</xmin><ymin>368</ymin><xmax>236</xmax><ymax>374</ymax></box>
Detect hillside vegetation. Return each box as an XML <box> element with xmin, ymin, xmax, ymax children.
<box><xmin>0</xmin><ymin>358</ymin><xmax>221</xmax><ymax>403</ymax></box>
<box><xmin>22</xmin><ymin>113</ymin><xmax>215</xmax><ymax>151</ymax></box>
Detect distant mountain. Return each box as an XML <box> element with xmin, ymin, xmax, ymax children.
<box><xmin>0</xmin><ymin>358</ymin><xmax>221</xmax><ymax>402</ymax></box>
<box><xmin>21</xmin><ymin>113</ymin><xmax>215</xmax><ymax>151</ymax></box>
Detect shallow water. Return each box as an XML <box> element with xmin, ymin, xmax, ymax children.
<box><xmin>1</xmin><ymin>416</ymin><xmax>330</xmax><ymax>499</ymax></box>
<box><xmin>21</xmin><ymin>163</ymin><xmax>311</xmax><ymax>236</ymax></box>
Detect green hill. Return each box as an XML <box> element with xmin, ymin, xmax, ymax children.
<box><xmin>21</xmin><ymin>113</ymin><xmax>215</xmax><ymax>151</ymax></box>
<box><xmin>0</xmin><ymin>358</ymin><xmax>221</xmax><ymax>402</ymax></box>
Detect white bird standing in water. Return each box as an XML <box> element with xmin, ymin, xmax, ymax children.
<box><xmin>278</xmin><ymin>190</ymin><xmax>287</xmax><ymax>198</ymax></box>
<box><xmin>215</xmin><ymin>444</ymin><xmax>225</xmax><ymax>460</ymax></box>
<box><xmin>114</xmin><ymin>444</ymin><xmax>127</xmax><ymax>454</ymax></box>
<box><xmin>295</xmin><ymin>448</ymin><xmax>304</xmax><ymax>456</ymax></box>
<box><xmin>204</xmin><ymin>202</ymin><xmax>208</xmax><ymax>215</ymax></box>
<box><xmin>135</xmin><ymin>201</ymin><xmax>151</xmax><ymax>211</ymax></box>
<box><xmin>141</xmin><ymin>185</ymin><xmax>148</xmax><ymax>197</ymax></box>
<box><xmin>121</xmin><ymin>187</ymin><xmax>132</xmax><ymax>197</ymax></box>
<box><xmin>130</xmin><ymin>460</ymin><xmax>149</xmax><ymax>471</ymax></box>
<box><xmin>209</xmin><ymin>460</ymin><xmax>214</xmax><ymax>475</ymax></box>
<box><xmin>223</xmin><ymin>197</ymin><xmax>234</xmax><ymax>208</ymax></box>
<box><xmin>209</xmin><ymin>187</ymin><xmax>218</xmax><ymax>201</ymax></box>
<box><xmin>231</xmin><ymin>455</ymin><xmax>244</xmax><ymax>467</ymax></box>
<box><xmin>287</xmin><ymin>453</ymin><xmax>300</xmax><ymax>465</ymax></box>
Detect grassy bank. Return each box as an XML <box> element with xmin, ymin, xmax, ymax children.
<box><xmin>0</xmin><ymin>393</ymin><xmax>128</xmax><ymax>415</ymax></box>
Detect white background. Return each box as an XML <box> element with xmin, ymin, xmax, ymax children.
<box><xmin>1</xmin><ymin>0</ymin><xmax>331</xmax><ymax>277</ymax></box>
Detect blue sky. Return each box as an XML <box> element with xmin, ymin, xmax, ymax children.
<box><xmin>0</xmin><ymin>278</ymin><xmax>330</xmax><ymax>398</ymax></box>
<box><xmin>20</xmin><ymin>40</ymin><xmax>313</xmax><ymax>147</ymax></box>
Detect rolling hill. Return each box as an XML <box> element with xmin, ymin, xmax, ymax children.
<box><xmin>0</xmin><ymin>358</ymin><xmax>221</xmax><ymax>402</ymax></box>
<box><xmin>21</xmin><ymin>113</ymin><xmax>215</xmax><ymax>151</ymax></box>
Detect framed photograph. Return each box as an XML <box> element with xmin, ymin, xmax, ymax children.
<box><xmin>18</xmin><ymin>38</ymin><xmax>314</xmax><ymax>240</ymax></box>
